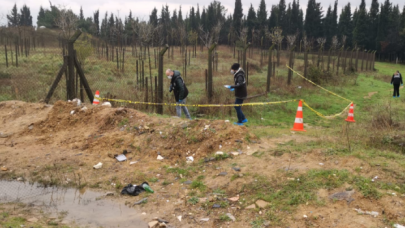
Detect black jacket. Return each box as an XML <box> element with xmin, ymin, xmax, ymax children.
<box><xmin>391</xmin><ymin>73</ymin><xmax>403</xmax><ymax>85</ymax></box>
<box><xmin>230</xmin><ymin>69</ymin><xmax>247</xmax><ymax>99</ymax></box>
<box><xmin>170</xmin><ymin>71</ymin><xmax>188</xmax><ymax>102</ymax></box>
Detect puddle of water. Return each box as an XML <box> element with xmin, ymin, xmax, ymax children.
<box><xmin>0</xmin><ymin>181</ymin><xmax>148</xmax><ymax>228</ymax></box>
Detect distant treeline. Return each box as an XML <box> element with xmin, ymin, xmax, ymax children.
<box><xmin>4</xmin><ymin>0</ymin><xmax>405</xmax><ymax>54</ymax></box>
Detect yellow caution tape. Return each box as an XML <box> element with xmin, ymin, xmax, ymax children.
<box><xmin>99</xmin><ymin>66</ymin><xmax>354</xmax><ymax>120</ymax></box>
<box><xmin>100</xmin><ymin>98</ymin><xmax>299</xmax><ymax>107</ymax></box>
<box><xmin>286</xmin><ymin>65</ymin><xmax>352</xmax><ymax>103</ymax></box>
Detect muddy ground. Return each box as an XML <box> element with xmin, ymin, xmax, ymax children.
<box><xmin>1</xmin><ymin>100</ymin><xmax>404</xmax><ymax>228</ymax></box>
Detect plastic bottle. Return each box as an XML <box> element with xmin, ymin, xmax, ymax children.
<box><xmin>142</xmin><ymin>183</ymin><xmax>154</xmax><ymax>193</ymax></box>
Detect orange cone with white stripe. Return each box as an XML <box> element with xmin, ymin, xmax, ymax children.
<box><xmin>291</xmin><ymin>100</ymin><xmax>306</xmax><ymax>132</ymax></box>
<box><xmin>345</xmin><ymin>103</ymin><xmax>355</xmax><ymax>122</ymax></box>
<box><xmin>92</xmin><ymin>90</ymin><xmax>100</xmax><ymax>105</ymax></box>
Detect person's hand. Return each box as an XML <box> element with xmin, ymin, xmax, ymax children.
<box><xmin>230</xmin><ymin>88</ymin><xmax>235</xmax><ymax>92</ymax></box>
<box><xmin>224</xmin><ymin>85</ymin><xmax>231</xmax><ymax>89</ymax></box>
<box><xmin>169</xmin><ymin>85</ymin><xmax>173</xmax><ymax>92</ymax></box>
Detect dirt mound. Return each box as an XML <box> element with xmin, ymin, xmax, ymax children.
<box><xmin>3</xmin><ymin>100</ymin><xmax>252</xmax><ymax>162</ymax></box>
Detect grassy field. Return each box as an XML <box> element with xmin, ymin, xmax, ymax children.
<box><xmin>2</xmin><ymin>40</ymin><xmax>405</xmax><ymax>227</ymax></box>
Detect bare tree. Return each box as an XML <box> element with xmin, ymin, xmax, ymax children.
<box><xmin>135</xmin><ymin>22</ymin><xmax>154</xmax><ymax>47</ymax></box>
<box><xmin>316</xmin><ymin>37</ymin><xmax>326</xmax><ymax>68</ymax></box>
<box><xmin>267</xmin><ymin>27</ymin><xmax>284</xmax><ymax>66</ymax></box>
<box><xmin>55</xmin><ymin>6</ymin><xmax>78</xmax><ymax>39</ymax></box>
<box><xmin>331</xmin><ymin>35</ymin><xmax>339</xmax><ymax>50</ymax></box>
<box><xmin>199</xmin><ymin>22</ymin><xmax>223</xmax><ymax>49</ymax></box>
<box><xmin>287</xmin><ymin>34</ymin><xmax>298</xmax><ymax>49</ymax></box>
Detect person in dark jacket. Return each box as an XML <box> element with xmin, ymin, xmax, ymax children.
<box><xmin>224</xmin><ymin>63</ymin><xmax>248</xmax><ymax>126</ymax></box>
<box><xmin>391</xmin><ymin>70</ymin><xmax>403</xmax><ymax>98</ymax></box>
<box><xmin>166</xmin><ymin>69</ymin><xmax>191</xmax><ymax>119</ymax></box>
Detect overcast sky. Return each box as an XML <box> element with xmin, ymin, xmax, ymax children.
<box><xmin>1</xmin><ymin>0</ymin><xmax>404</xmax><ymax>27</ymax></box>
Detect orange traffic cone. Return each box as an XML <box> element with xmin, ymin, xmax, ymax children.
<box><xmin>291</xmin><ymin>100</ymin><xmax>306</xmax><ymax>132</ymax></box>
<box><xmin>92</xmin><ymin>90</ymin><xmax>100</xmax><ymax>105</ymax></box>
<box><xmin>345</xmin><ymin>103</ymin><xmax>355</xmax><ymax>122</ymax></box>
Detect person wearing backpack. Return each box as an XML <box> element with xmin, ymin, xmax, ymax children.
<box><xmin>391</xmin><ymin>70</ymin><xmax>403</xmax><ymax>98</ymax></box>
<box><xmin>166</xmin><ymin>69</ymin><xmax>191</xmax><ymax>119</ymax></box>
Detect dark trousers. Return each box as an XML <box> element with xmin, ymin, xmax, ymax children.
<box><xmin>393</xmin><ymin>84</ymin><xmax>400</xmax><ymax>97</ymax></box>
<box><xmin>234</xmin><ymin>98</ymin><xmax>246</xmax><ymax>123</ymax></box>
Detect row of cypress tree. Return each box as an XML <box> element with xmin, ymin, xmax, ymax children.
<box><xmin>5</xmin><ymin>0</ymin><xmax>405</xmax><ymax>54</ymax></box>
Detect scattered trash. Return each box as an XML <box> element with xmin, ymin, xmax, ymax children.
<box><xmin>27</xmin><ymin>217</ymin><xmax>38</xmax><ymax>223</ymax></box>
<box><xmin>0</xmin><ymin>132</ymin><xmax>10</xmax><ymax>138</ymax></box>
<box><xmin>133</xmin><ymin>198</ymin><xmax>148</xmax><ymax>205</ymax></box>
<box><xmin>256</xmin><ymin>200</ymin><xmax>270</xmax><ymax>208</ymax></box>
<box><xmin>148</xmin><ymin>220</ymin><xmax>159</xmax><ymax>228</ymax></box>
<box><xmin>93</xmin><ymin>162</ymin><xmax>102</xmax><ymax>169</ymax></box>
<box><xmin>200</xmin><ymin>218</ymin><xmax>209</xmax><ymax>222</ymax></box>
<box><xmin>17</xmin><ymin>177</ymin><xmax>23</xmax><ymax>181</ymax></box>
<box><xmin>186</xmin><ymin>156</ymin><xmax>194</xmax><ymax>164</ymax></box>
<box><xmin>231</xmin><ymin>152</ymin><xmax>239</xmax><ymax>156</ymax></box>
<box><xmin>219</xmin><ymin>144</ymin><xmax>222</xmax><ymax>149</ymax></box>
<box><xmin>115</xmin><ymin>154</ymin><xmax>127</xmax><ymax>162</ymax></box>
<box><xmin>81</xmin><ymin>106</ymin><xmax>87</xmax><ymax>112</ymax></box>
<box><xmin>225</xmin><ymin>120</ymin><xmax>230</xmax><ymax>123</ymax></box>
<box><xmin>354</xmin><ymin>208</ymin><xmax>379</xmax><ymax>217</ymax></box>
<box><xmin>226</xmin><ymin>213</ymin><xmax>236</xmax><ymax>222</ymax></box>
<box><xmin>298</xmin><ymin>86</ymin><xmax>302</xmax><ymax>89</ymax></box>
<box><xmin>319</xmin><ymin>163</ymin><xmax>324</xmax><ymax>166</ymax></box>
<box><xmin>215</xmin><ymin>151</ymin><xmax>224</xmax><ymax>155</ymax></box>
<box><xmin>232</xmin><ymin>167</ymin><xmax>241</xmax><ymax>172</ymax></box>
<box><xmin>28</xmin><ymin>124</ymin><xmax>33</xmax><ymax>130</ymax></box>
<box><xmin>203</xmin><ymin>125</ymin><xmax>210</xmax><ymax>130</ymax></box>
<box><xmin>130</xmin><ymin>161</ymin><xmax>138</xmax><ymax>165</ymax></box>
<box><xmin>394</xmin><ymin>224</ymin><xmax>405</xmax><ymax>228</ymax></box>
<box><xmin>372</xmin><ymin>176</ymin><xmax>378</xmax><ymax>182</ymax></box>
<box><xmin>329</xmin><ymin>190</ymin><xmax>355</xmax><ymax>205</ymax></box>
<box><xmin>184</xmin><ymin>180</ymin><xmax>192</xmax><ymax>185</ymax></box>
<box><xmin>213</xmin><ymin>204</ymin><xmax>221</xmax><ymax>208</ymax></box>
<box><xmin>247</xmin><ymin>146</ymin><xmax>251</xmax><ymax>149</ymax></box>
<box><xmin>70</xmin><ymin>110</ymin><xmax>75</xmax><ymax>115</ymax></box>
<box><xmin>218</xmin><ymin>172</ymin><xmax>227</xmax><ymax>176</ymax></box>
<box><xmin>228</xmin><ymin>195</ymin><xmax>239</xmax><ymax>202</ymax></box>
<box><xmin>157</xmin><ymin>155</ymin><xmax>164</xmax><ymax>160</ymax></box>
<box><xmin>303</xmin><ymin>215</ymin><xmax>308</xmax><ymax>218</ymax></box>
<box><xmin>121</xmin><ymin>182</ymin><xmax>153</xmax><ymax>196</ymax></box>
<box><xmin>177</xmin><ymin>216</ymin><xmax>182</xmax><ymax>222</ymax></box>
<box><xmin>72</xmin><ymin>98</ymin><xmax>81</xmax><ymax>106</ymax></box>
<box><xmin>102</xmin><ymin>102</ymin><xmax>112</xmax><ymax>107</ymax></box>
<box><xmin>287</xmin><ymin>178</ymin><xmax>295</xmax><ymax>181</ymax></box>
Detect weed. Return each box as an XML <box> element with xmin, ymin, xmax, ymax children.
<box><xmin>213</xmin><ymin>188</ymin><xmax>226</xmax><ymax>194</ymax></box>
<box><xmin>118</xmin><ymin>118</ymin><xmax>129</xmax><ymax>127</ymax></box>
<box><xmin>188</xmin><ymin>197</ymin><xmax>199</xmax><ymax>205</ymax></box>
<box><xmin>148</xmin><ymin>177</ymin><xmax>159</xmax><ymax>183</ymax></box>
<box><xmin>219</xmin><ymin>214</ymin><xmax>232</xmax><ymax>222</ymax></box>
<box><xmin>351</xmin><ymin>176</ymin><xmax>381</xmax><ymax>199</ymax></box>
<box><xmin>162</xmin><ymin>180</ymin><xmax>171</xmax><ymax>186</ymax></box>
<box><xmin>250</xmin><ymin>217</ymin><xmax>266</xmax><ymax>228</ymax></box>
<box><xmin>166</xmin><ymin>167</ymin><xmax>189</xmax><ymax>177</ymax></box>
<box><xmin>215</xmin><ymin>153</ymin><xmax>230</xmax><ymax>160</ymax></box>
<box><xmin>191</xmin><ymin>180</ymin><xmax>207</xmax><ymax>192</ymax></box>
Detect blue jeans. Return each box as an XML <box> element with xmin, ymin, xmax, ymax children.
<box><xmin>234</xmin><ymin>98</ymin><xmax>246</xmax><ymax>123</ymax></box>
<box><xmin>176</xmin><ymin>99</ymin><xmax>191</xmax><ymax>119</ymax></box>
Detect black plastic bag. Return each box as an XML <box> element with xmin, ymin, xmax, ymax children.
<box><xmin>121</xmin><ymin>182</ymin><xmax>149</xmax><ymax>196</ymax></box>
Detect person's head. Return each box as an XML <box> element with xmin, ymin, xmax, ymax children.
<box><xmin>166</xmin><ymin>69</ymin><xmax>174</xmax><ymax>79</ymax></box>
<box><xmin>396</xmin><ymin>70</ymin><xmax>400</xmax><ymax>74</ymax></box>
<box><xmin>230</xmin><ymin>63</ymin><xmax>240</xmax><ymax>74</ymax></box>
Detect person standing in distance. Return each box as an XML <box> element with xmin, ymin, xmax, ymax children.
<box><xmin>224</xmin><ymin>63</ymin><xmax>248</xmax><ymax>126</ymax></box>
<box><xmin>391</xmin><ymin>70</ymin><xmax>403</xmax><ymax>98</ymax></box>
<box><xmin>166</xmin><ymin>69</ymin><xmax>192</xmax><ymax>119</ymax></box>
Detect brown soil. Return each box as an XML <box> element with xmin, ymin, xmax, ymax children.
<box><xmin>364</xmin><ymin>91</ymin><xmax>378</xmax><ymax>99</ymax></box>
<box><xmin>1</xmin><ymin>100</ymin><xmax>404</xmax><ymax>228</ymax></box>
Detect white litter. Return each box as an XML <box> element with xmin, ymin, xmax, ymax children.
<box><xmin>303</xmin><ymin>215</ymin><xmax>308</xmax><ymax>218</ymax></box>
<box><xmin>372</xmin><ymin>176</ymin><xmax>378</xmax><ymax>182</ymax></box>
<box><xmin>354</xmin><ymin>208</ymin><xmax>379</xmax><ymax>217</ymax></box>
<box><xmin>102</xmin><ymin>102</ymin><xmax>112</xmax><ymax>107</ymax></box>
<box><xmin>186</xmin><ymin>156</ymin><xmax>194</xmax><ymax>164</ymax></box>
<box><xmin>157</xmin><ymin>155</ymin><xmax>164</xmax><ymax>160</ymax></box>
<box><xmin>70</xmin><ymin>110</ymin><xmax>75</xmax><ymax>115</ymax></box>
<box><xmin>319</xmin><ymin>163</ymin><xmax>324</xmax><ymax>166</ymax></box>
<box><xmin>130</xmin><ymin>161</ymin><xmax>138</xmax><ymax>165</ymax></box>
<box><xmin>177</xmin><ymin>216</ymin><xmax>182</xmax><ymax>222</ymax></box>
<box><xmin>115</xmin><ymin>154</ymin><xmax>127</xmax><ymax>162</ymax></box>
<box><xmin>231</xmin><ymin>152</ymin><xmax>239</xmax><ymax>156</ymax></box>
<box><xmin>81</xmin><ymin>106</ymin><xmax>88</xmax><ymax>112</ymax></box>
<box><xmin>219</xmin><ymin>144</ymin><xmax>222</xmax><ymax>149</ymax></box>
<box><xmin>215</xmin><ymin>151</ymin><xmax>224</xmax><ymax>155</ymax></box>
<box><xmin>394</xmin><ymin>224</ymin><xmax>405</xmax><ymax>228</ymax></box>
<box><xmin>93</xmin><ymin>162</ymin><xmax>102</xmax><ymax>169</ymax></box>
<box><xmin>225</xmin><ymin>120</ymin><xmax>230</xmax><ymax>123</ymax></box>
<box><xmin>200</xmin><ymin>218</ymin><xmax>209</xmax><ymax>222</ymax></box>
